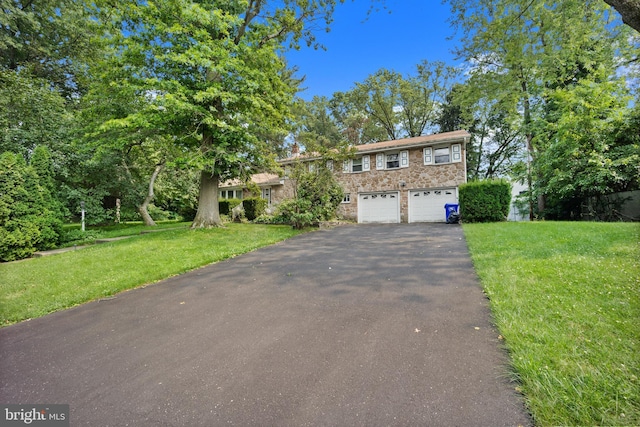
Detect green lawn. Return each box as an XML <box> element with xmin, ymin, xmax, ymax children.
<box><xmin>463</xmin><ymin>221</ymin><xmax>640</xmax><ymax>426</ymax></box>
<box><xmin>1</xmin><ymin>223</ymin><xmax>305</xmax><ymax>326</ymax></box>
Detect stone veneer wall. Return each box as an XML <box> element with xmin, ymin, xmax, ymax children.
<box><xmin>264</xmin><ymin>144</ymin><xmax>466</xmax><ymax>222</ymax></box>
<box><xmin>270</xmin><ymin>180</ymin><xmax>296</xmax><ymax>207</ymax></box>
<box><xmin>336</xmin><ymin>146</ymin><xmax>466</xmax><ymax>222</ymax></box>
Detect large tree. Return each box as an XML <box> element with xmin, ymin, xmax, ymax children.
<box><xmin>447</xmin><ymin>0</ymin><xmax>635</xmax><ymax>218</ymax></box>
<box><xmin>292</xmin><ymin>96</ymin><xmax>344</xmax><ymax>149</ymax></box>
<box><xmin>604</xmin><ymin>0</ymin><xmax>640</xmax><ymax>33</ymax></box>
<box><xmin>0</xmin><ymin>0</ymin><xmax>100</xmax><ymax>99</ymax></box>
<box><xmin>92</xmin><ymin>0</ymin><xmax>350</xmax><ymax>228</ymax></box>
<box><xmin>330</xmin><ymin>61</ymin><xmax>458</xmax><ymax>142</ymax></box>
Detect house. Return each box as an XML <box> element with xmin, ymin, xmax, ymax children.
<box><xmin>219</xmin><ymin>129</ymin><xmax>471</xmax><ymax>223</ymax></box>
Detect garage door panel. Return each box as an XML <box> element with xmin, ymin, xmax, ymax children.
<box><xmin>409</xmin><ymin>188</ymin><xmax>457</xmax><ymax>223</ymax></box>
<box><xmin>358</xmin><ymin>192</ymin><xmax>399</xmax><ymax>223</ymax></box>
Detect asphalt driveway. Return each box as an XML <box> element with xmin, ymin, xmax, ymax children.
<box><xmin>0</xmin><ymin>224</ymin><xmax>531</xmax><ymax>426</ymax></box>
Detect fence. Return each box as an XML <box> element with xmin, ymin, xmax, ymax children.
<box><xmin>581</xmin><ymin>190</ymin><xmax>640</xmax><ymax>222</ymax></box>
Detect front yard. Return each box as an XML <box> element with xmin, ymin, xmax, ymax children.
<box><xmin>463</xmin><ymin>221</ymin><xmax>639</xmax><ymax>426</ymax></box>
<box><xmin>0</xmin><ymin>224</ymin><xmax>306</xmax><ymax>326</ymax></box>
<box><xmin>1</xmin><ymin>220</ymin><xmax>638</xmax><ymax>425</ymax></box>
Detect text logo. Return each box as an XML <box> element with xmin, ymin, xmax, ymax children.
<box><xmin>1</xmin><ymin>405</ymin><xmax>69</xmax><ymax>427</ymax></box>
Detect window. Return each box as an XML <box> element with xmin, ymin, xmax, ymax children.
<box><xmin>344</xmin><ymin>155</ymin><xmax>370</xmax><ymax>173</ymax></box>
<box><xmin>434</xmin><ymin>147</ymin><xmax>450</xmax><ymax>164</ymax></box>
<box><xmin>386</xmin><ymin>153</ymin><xmax>400</xmax><ymax>169</ymax></box>
<box><xmin>352</xmin><ymin>157</ymin><xmax>363</xmax><ymax>172</ymax></box>
<box><xmin>376</xmin><ymin>150</ymin><xmax>409</xmax><ymax>170</ymax></box>
<box><xmin>342</xmin><ymin>193</ymin><xmax>351</xmax><ymax>203</ymax></box>
<box><xmin>424</xmin><ymin>144</ymin><xmax>462</xmax><ymax>165</ymax></box>
<box><xmin>219</xmin><ymin>190</ymin><xmax>242</xmax><ymax>199</ymax></box>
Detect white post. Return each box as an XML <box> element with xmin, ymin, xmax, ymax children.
<box><xmin>81</xmin><ymin>201</ymin><xmax>85</xmax><ymax>232</ymax></box>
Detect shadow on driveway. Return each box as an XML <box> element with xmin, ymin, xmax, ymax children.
<box><xmin>0</xmin><ymin>224</ymin><xmax>531</xmax><ymax>426</ymax></box>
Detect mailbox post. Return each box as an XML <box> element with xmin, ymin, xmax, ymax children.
<box><xmin>81</xmin><ymin>201</ymin><xmax>85</xmax><ymax>232</ymax></box>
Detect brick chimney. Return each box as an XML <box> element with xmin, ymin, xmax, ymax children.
<box><xmin>291</xmin><ymin>142</ymin><xmax>300</xmax><ymax>158</ymax></box>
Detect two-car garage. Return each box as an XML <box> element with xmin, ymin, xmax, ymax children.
<box><xmin>357</xmin><ymin>188</ymin><xmax>458</xmax><ymax>223</ymax></box>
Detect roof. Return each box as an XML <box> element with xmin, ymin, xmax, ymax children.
<box><xmin>279</xmin><ymin>130</ymin><xmax>470</xmax><ymax>163</ymax></box>
<box><xmin>221</xmin><ymin>130</ymin><xmax>471</xmax><ymax>189</ymax></box>
<box><xmin>220</xmin><ymin>173</ymin><xmax>281</xmax><ymax>189</ymax></box>
<box><xmin>354</xmin><ymin>130</ymin><xmax>470</xmax><ymax>154</ymax></box>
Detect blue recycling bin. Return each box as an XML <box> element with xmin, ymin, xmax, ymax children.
<box><xmin>444</xmin><ymin>203</ymin><xmax>459</xmax><ymax>222</ymax></box>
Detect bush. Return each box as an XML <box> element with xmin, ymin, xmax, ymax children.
<box><xmin>273</xmin><ymin>198</ymin><xmax>316</xmax><ymax>229</ymax></box>
<box><xmin>243</xmin><ymin>197</ymin><xmax>267</xmax><ymax>221</ymax></box>
<box><xmin>219</xmin><ymin>198</ymin><xmax>242</xmax><ymax>216</ymax></box>
<box><xmin>0</xmin><ymin>151</ymin><xmax>64</xmax><ymax>261</ymax></box>
<box><xmin>275</xmin><ymin>167</ymin><xmax>344</xmax><ymax>229</ymax></box>
<box><xmin>459</xmin><ymin>179</ymin><xmax>512</xmax><ymax>223</ymax></box>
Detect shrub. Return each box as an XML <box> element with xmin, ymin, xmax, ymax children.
<box><xmin>274</xmin><ymin>198</ymin><xmax>316</xmax><ymax>229</ymax></box>
<box><xmin>459</xmin><ymin>179</ymin><xmax>512</xmax><ymax>223</ymax></box>
<box><xmin>219</xmin><ymin>198</ymin><xmax>242</xmax><ymax>216</ymax></box>
<box><xmin>275</xmin><ymin>167</ymin><xmax>344</xmax><ymax>229</ymax></box>
<box><xmin>0</xmin><ymin>151</ymin><xmax>64</xmax><ymax>261</ymax></box>
<box><xmin>243</xmin><ymin>197</ymin><xmax>267</xmax><ymax>221</ymax></box>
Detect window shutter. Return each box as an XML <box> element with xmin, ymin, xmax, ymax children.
<box><xmin>376</xmin><ymin>153</ymin><xmax>384</xmax><ymax>169</ymax></box>
<box><xmin>343</xmin><ymin>160</ymin><xmax>350</xmax><ymax>173</ymax></box>
<box><xmin>452</xmin><ymin>144</ymin><xmax>462</xmax><ymax>163</ymax></box>
<box><xmin>326</xmin><ymin>160</ymin><xmax>333</xmax><ymax>171</ymax></box>
<box><xmin>424</xmin><ymin>147</ymin><xmax>433</xmax><ymax>165</ymax></box>
<box><xmin>400</xmin><ymin>150</ymin><xmax>409</xmax><ymax>168</ymax></box>
<box><xmin>363</xmin><ymin>155</ymin><xmax>370</xmax><ymax>171</ymax></box>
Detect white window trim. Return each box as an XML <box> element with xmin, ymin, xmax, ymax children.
<box><xmin>345</xmin><ymin>155</ymin><xmax>370</xmax><ymax>173</ymax></box>
<box><xmin>262</xmin><ymin>188</ymin><xmax>271</xmax><ymax>206</ymax></box>
<box><xmin>219</xmin><ymin>189</ymin><xmax>242</xmax><ymax>199</ymax></box>
<box><xmin>375</xmin><ymin>150</ymin><xmax>409</xmax><ymax>170</ymax></box>
<box><xmin>342</xmin><ymin>193</ymin><xmax>351</xmax><ymax>203</ymax></box>
<box><xmin>424</xmin><ymin>144</ymin><xmax>462</xmax><ymax>165</ymax></box>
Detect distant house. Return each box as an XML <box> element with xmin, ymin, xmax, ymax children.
<box><xmin>220</xmin><ymin>130</ymin><xmax>470</xmax><ymax>223</ymax></box>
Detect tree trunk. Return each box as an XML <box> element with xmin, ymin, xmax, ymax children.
<box><xmin>604</xmin><ymin>0</ymin><xmax>640</xmax><ymax>33</ymax></box>
<box><xmin>138</xmin><ymin>163</ymin><xmax>164</xmax><ymax>226</ymax></box>
<box><xmin>191</xmin><ymin>170</ymin><xmax>223</xmax><ymax>228</ymax></box>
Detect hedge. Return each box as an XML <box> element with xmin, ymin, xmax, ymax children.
<box><xmin>243</xmin><ymin>197</ymin><xmax>267</xmax><ymax>221</ymax></box>
<box><xmin>218</xmin><ymin>198</ymin><xmax>242</xmax><ymax>216</ymax></box>
<box><xmin>459</xmin><ymin>179</ymin><xmax>512</xmax><ymax>223</ymax></box>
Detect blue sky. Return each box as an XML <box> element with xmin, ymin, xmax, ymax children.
<box><xmin>286</xmin><ymin>0</ymin><xmax>462</xmax><ymax>100</ymax></box>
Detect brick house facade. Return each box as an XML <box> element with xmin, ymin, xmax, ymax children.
<box><xmin>220</xmin><ymin>130</ymin><xmax>470</xmax><ymax>223</ymax></box>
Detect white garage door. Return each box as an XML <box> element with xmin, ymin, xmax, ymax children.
<box><xmin>358</xmin><ymin>192</ymin><xmax>400</xmax><ymax>223</ymax></box>
<box><xmin>409</xmin><ymin>188</ymin><xmax>458</xmax><ymax>223</ymax></box>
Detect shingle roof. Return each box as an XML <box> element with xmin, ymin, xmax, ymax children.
<box><xmin>279</xmin><ymin>130</ymin><xmax>470</xmax><ymax>163</ymax></box>
<box><xmin>221</xmin><ymin>130</ymin><xmax>471</xmax><ymax>189</ymax></box>
<box><xmin>354</xmin><ymin>130</ymin><xmax>470</xmax><ymax>154</ymax></box>
<box><xmin>220</xmin><ymin>172</ymin><xmax>281</xmax><ymax>189</ymax></box>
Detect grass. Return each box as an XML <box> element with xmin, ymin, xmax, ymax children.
<box><xmin>463</xmin><ymin>221</ymin><xmax>640</xmax><ymax>426</ymax></box>
<box><xmin>59</xmin><ymin>220</ymin><xmax>192</xmax><ymax>246</ymax></box>
<box><xmin>1</xmin><ymin>223</ymin><xmax>306</xmax><ymax>326</ymax></box>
